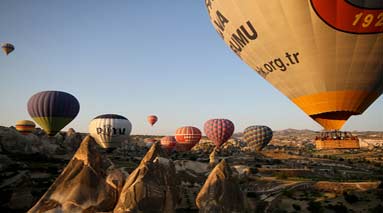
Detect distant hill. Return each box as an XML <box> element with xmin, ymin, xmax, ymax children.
<box><xmin>235</xmin><ymin>128</ymin><xmax>382</xmax><ymax>137</ymax></box>
<box><xmin>273</xmin><ymin>129</ymin><xmax>317</xmax><ymax>137</ymax></box>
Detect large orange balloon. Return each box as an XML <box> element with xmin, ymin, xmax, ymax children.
<box><xmin>205</xmin><ymin>0</ymin><xmax>383</xmax><ymax>130</ymax></box>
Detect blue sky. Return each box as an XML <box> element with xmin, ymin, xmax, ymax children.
<box><xmin>1</xmin><ymin>1</ymin><xmax>382</xmax><ymax>134</ymax></box>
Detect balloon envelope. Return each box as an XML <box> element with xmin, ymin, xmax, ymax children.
<box><xmin>204</xmin><ymin>119</ymin><xmax>235</xmax><ymax>147</ymax></box>
<box><xmin>15</xmin><ymin>120</ymin><xmax>36</xmax><ymax>135</ymax></box>
<box><xmin>147</xmin><ymin>115</ymin><xmax>158</xmax><ymax>126</ymax></box>
<box><xmin>243</xmin><ymin>125</ymin><xmax>273</xmax><ymax>151</ymax></box>
<box><xmin>27</xmin><ymin>91</ymin><xmax>80</xmax><ymax>136</ymax></box>
<box><xmin>144</xmin><ymin>138</ymin><xmax>158</xmax><ymax>148</ymax></box>
<box><xmin>89</xmin><ymin>114</ymin><xmax>132</xmax><ymax>149</ymax></box>
<box><xmin>160</xmin><ymin>136</ymin><xmax>177</xmax><ymax>152</ymax></box>
<box><xmin>205</xmin><ymin>0</ymin><xmax>383</xmax><ymax>130</ymax></box>
<box><xmin>175</xmin><ymin>126</ymin><xmax>202</xmax><ymax>151</ymax></box>
<box><xmin>1</xmin><ymin>43</ymin><xmax>14</xmax><ymax>55</ymax></box>
<box><xmin>144</xmin><ymin>138</ymin><xmax>158</xmax><ymax>143</ymax></box>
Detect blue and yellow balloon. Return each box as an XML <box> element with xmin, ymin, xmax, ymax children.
<box><xmin>27</xmin><ymin>91</ymin><xmax>80</xmax><ymax>136</ymax></box>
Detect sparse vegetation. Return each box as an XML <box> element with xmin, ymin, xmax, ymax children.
<box><xmin>343</xmin><ymin>191</ymin><xmax>359</xmax><ymax>204</ymax></box>
<box><xmin>376</xmin><ymin>189</ymin><xmax>383</xmax><ymax>200</ymax></box>
<box><xmin>246</xmin><ymin>192</ymin><xmax>257</xmax><ymax>198</ymax></box>
<box><xmin>282</xmin><ymin>189</ymin><xmax>293</xmax><ymax>198</ymax></box>
<box><xmin>307</xmin><ymin>200</ymin><xmax>323</xmax><ymax>213</ymax></box>
<box><xmin>369</xmin><ymin>204</ymin><xmax>383</xmax><ymax>213</ymax></box>
<box><xmin>325</xmin><ymin>202</ymin><xmax>348</xmax><ymax>213</ymax></box>
<box><xmin>292</xmin><ymin>203</ymin><xmax>301</xmax><ymax>211</ymax></box>
<box><xmin>254</xmin><ymin>200</ymin><xmax>268</xmax><ymax>213</ymax></box>
<box><xmin>276</xmin><ymin>173</ymin><xmax>288</xmax><ymax>180</ymax></box>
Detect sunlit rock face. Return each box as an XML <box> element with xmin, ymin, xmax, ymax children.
<box><xmin>114</xmin><ymin>142</ymin><xmax>180</xmax><ymax>213</ymax></box>
<box><xmin>28</xmin><ymin>136</ymin><xmax>124</xmax><ymax>213</ymax></box>
<box><xmin>196</xmin><ymin>159</ymin><xmax>247</xmax><ymax>213</ymax></box>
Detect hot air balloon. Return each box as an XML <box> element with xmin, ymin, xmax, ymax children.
<box><xmin>204</xmin><ymin>119</ymin><xmax>235</xmax><ymax>147</ymax></box>
<box><xmin>27</xmin><ymin>91</ymin><xmax>80</xmax><ymax>136</ymax></box>
<box><xmin>88</xmin><ymin>114</ymin><xmax>132</xmax><ymax>149</ymax></box>
<box><xmin>147</xmin><ymin>115</ymin><xmax>158</xmax><ymax>126</ymax></box>
<box><xmin>160</xmin><ymin>136</ymin><xmax>177</xmax><ymax>152</ymax></box>
<box><xmin>205</xmin><ymin>0</ymin><xmax>383</xmax><ymax>130</ymax></box>
<box><xmin>243</xmin><ymin>125</ymin><xmax>273</xmax><ymax>151</ymax></box>
<box><xmin>175</xmin><ymin>126</ymin><xmax>202</xmax><ymax>151</ymax></box>
<box><xmin>1</xmin><ymin>43</ymin><xmax>14</xmax><ymax>55</ymax></box>
<box><xmin>15</xmin><ymin>120</ymin><xmax>36</xmax><ymax>135</ymax></box>
<box><xmin>144</xmin><ymin>138</ymin><xmax>158</xmax><ymax>148</ymax></box>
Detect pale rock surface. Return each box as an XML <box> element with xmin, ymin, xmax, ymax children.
<box><xmin>28</xmin><ymin>135</ymin><xmax>123</xmax><ymax>213</ymax></box>
<box><xmin>64</xmin><ymin>128</ymin><xmax>83</xmax><ymax>152</ymax></box>
<box><xmin>106</xmin><ymin>168</ymin><xmax>126</xmax><ymax>194</ymax></box>
<box><xmin>174</xmin><ymin>160</ymin><xmax>209</xmax><ymax>184</ymax></box>
<box><xmin>0</xmin><ymin>126</ymin><xmax>68</xmax><ymax>156</ymax></box>
<box><xmin>114</xmin><ymin>142</ymin><xmax>179</xmax><ymax>213</ymax></box>
<box><xmin>196</xmin><ymin>159</ymin><xmax>247</xmax><ymax>213</ymax></box>
<box><xmin>66</xmin><ymin>128</ymin><xmax>76</xmax><ymax>137</ymax></box>
<box><xmin>174</xmin><ymin>160</ymin><xmax>209</xmax><ymax>175</ymax></box>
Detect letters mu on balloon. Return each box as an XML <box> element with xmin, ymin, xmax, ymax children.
<box><xmin>205</xmin><ymin>0</ymin><xmax>383</xmax><ymax>131</ymax></box>
<box><xmin>96</xmin><ymin>125</ymin><xmax>127</xmax><ymax>137</ymax></box>
<box><xmin>208</xmin><ymin>7</ymin><xmax>258</xmax><ymax>57</ymax></box>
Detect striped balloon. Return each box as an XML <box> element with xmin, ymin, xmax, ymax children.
<box><xmin>175</xmin><ymin>126</ymin><xmax>202</xmax><ymax>151</ymax></box>
<box><xmin>147</xmin><ymin>115</ymin><xmax>158</xmax><ymax>126</ymax></box>
<box><xmin>27</xmin><ymin>91</ymin><xmax>80</xmax><ymax>136</ymax></box>
<box><xmin>88</xmin><ymin>114</ymin><xmax>132</xmax><ymax>149</ymax></box>
<box><xmin>15</xmin><ymin>120</ymin><xmax>36</xmax><ymax>135</ymax></box>
<box><xmin>243</xmin><ymin>125</ymin><xmax>273</xmax><ymax>151</ymax></box>
<box><xmin>204</xmin><ymin>119</ymin><xmax>235</xmax><ymax>147</ymax></box>
<box><xmin>160</xmin><ymin>136</ymin><xmax>177</xmax><ymax>152</ymax></box>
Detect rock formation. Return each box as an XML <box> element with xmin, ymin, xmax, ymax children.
<box><xmin>66</xmin><ymin>128</ymin><xmax>76</xmax><ymax>137</ymax></box>
<box><xmin>114</xmin><ymin>142</ymin><xmax>179</xmax><ymax>213</ymax></box>
<box><xmin>209</xmin><ymin>147</ymin><xmax>218</xmax><ymax>168</ymax></box>
<box><xmin>28</xmin><ymin>135</ymin><xmax>123</xmax><ymax>213</ymax></box>
<box><xmin>0</xmin><ymin>170</ymin><xmax>35</xmax><ymax>211</ymax></box>
<box><xmin>174</xmin><ymin>160</ymin><xmax>209</xmax><ymax>182</ymax></box>
<box><xmin>196</xmin><ymin>159</ymin><xmax>247</xmax><ymax>213</ymax></box>
<box><xmin>63</xmin><ymin>129</ymin><xmax>83</xmax><ymax>153</ymax></box>
<box><xmin>0</xmin><ymin>126</ymin><xmax>69</xmax><ymax>156</ymax></box>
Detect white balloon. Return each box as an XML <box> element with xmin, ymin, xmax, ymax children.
<box><xmin>88</xmin><ymin>114</ymin><xmax>132</xmax><ymax>149</ymax></box>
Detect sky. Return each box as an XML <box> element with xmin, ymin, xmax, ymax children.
<box><xmin>0</xmin><ymin>1</ymin><xmax>382</xmax><ymax>135</ymax></box>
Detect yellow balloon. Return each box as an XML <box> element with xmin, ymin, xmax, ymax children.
<box><xmin>15</xmin><ymin>120</ymin><xmax>36</xmax><ymax>135</ymax></box>
<box><xmin>206</xmin><ymin>0</ymin><xmax>383</xmax><ymax>130</ymax></box>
